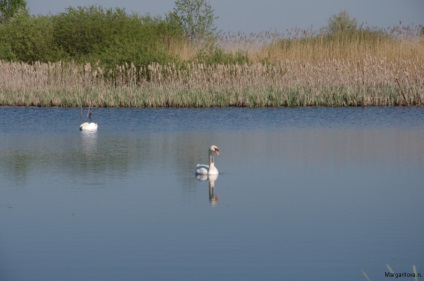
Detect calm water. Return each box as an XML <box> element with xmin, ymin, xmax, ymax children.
<box><xmin>0</xmin><ymin>107</ymin><xmax>423</xmax><ymax>281</ymax></box>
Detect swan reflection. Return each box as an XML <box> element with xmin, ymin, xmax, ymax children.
<box><xmin>80</xmin><ymin>130</ymin><xmax>98</xmax><ymax>155</ymax></box>
<box><xmin>196</xmin><ymin>174</ymin><xmax>220</xmax><ymax>206</ymax></box>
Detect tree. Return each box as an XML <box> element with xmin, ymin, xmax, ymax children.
<box><xmin>168</xmin><ymin>0</ymin><xmax>218</xmax><ymax>41</ymax></box>
<box><xmin>0</xmin><ymin>0</ymin><xmax>28</xmax><ymax>23</ymax></box>
<box><xmin>327</xmin><ymin>10</ymin><xmax>357</xmax><ymax>34</ymax></box>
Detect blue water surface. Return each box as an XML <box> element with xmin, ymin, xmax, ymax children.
<box><xmin>0</xmin><ymin>107</ymin><xmax>423</xmax><ymax>281</ymax></box>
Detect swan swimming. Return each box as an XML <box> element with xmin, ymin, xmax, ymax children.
<box><xmin>195</xmin><ymin>145</ymin><xmax>220</xmax><ymax>175</ymax></box>
<box><xmin>79</xmin><ymin>122</ymin><xmax>98</xmax><ymax>131</ymax></box>
<box><xmin>79</xmin><ymin>105</ymin><xmax>98</xmax><ymax>131</ymax></box>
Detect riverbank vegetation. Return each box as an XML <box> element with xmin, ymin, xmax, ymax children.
<box><xmin>0</xmin><ymin>1</ymin><xmax>423</xmax><ymax>107</ymax></box>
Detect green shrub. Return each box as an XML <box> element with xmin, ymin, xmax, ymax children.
<box><xmin>0</xmin><ymin>14</ymin><xmax>66</xmax><ymax>62</ymax></box>
<box><xmin>0</xmin><ymin>42</ymin><xmax>16</xmax><ymax>60</ymax></box>
<box><xmin>0</xmin><ymin>5</ymin><xmax>183</xmax><ymax>68</ymax></box>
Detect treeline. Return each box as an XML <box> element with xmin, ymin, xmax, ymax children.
<box><xmin>0</xmin><ymin>6</ymin><xmax>185</xmax><ymax>68</ymax></box>
<box><xmin>0</xmin><ymin>4</ymin><xmax>249</xmax><ymax>70</ymax></box>
<box><xmin>1</xmin><ymin>5</ymin><xmax>423</xmax><ymax>69</ymax></box>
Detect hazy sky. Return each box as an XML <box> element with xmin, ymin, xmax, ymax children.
<box><xmin>26</xmin><ymin>0</ymin><xmax>424</xmax><ymax>33</ymax></box>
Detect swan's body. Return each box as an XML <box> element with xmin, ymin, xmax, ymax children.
<box><xmin>80</xmin><ymin>122</ymin><xmax>98</xmax><ymax>131</ymax></box>
<box><xmin>195</xmin><ymin>145</ymin><xmax>220</xmax><ymax>175</ymax></box>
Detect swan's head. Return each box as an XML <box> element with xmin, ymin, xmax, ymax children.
<box><xmin>209</xmin><ymin>145</ymin><xmax>220</xmax><ymax>156</ymax></box>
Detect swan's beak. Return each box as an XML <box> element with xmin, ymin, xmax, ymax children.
<box><xmin>215</xmin><ymin>149</ymin><xmax>220</xmax><ymax>156</ymax></box>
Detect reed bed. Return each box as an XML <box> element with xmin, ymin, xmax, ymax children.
<box><xmin>1</xmin><ymin>58</ymin><xmax>423</xmax><ymax>107</ymax></box>
<box><xmin>1</xmin><ymin>29</ymin><xmax>423</xmax><ymax>107</ymax></box>
<box><xmin>0</xmin><ymin>58</ymin><xmax>424</xmax><ymax>107</ymax></box>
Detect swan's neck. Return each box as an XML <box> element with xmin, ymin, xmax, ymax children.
<box><xmin>209</xmin><ymin>151</ymin><xmax>215</xmax><ymax>167</ymax></box>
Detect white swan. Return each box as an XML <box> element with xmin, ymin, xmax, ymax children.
<box><xmin>196</xmin><ymin>145</ymin><xmax>220</xmax><ymax>175</ymax></box>
<box><xmin>79</xmin><ymin>122</ymin><xmax>98</xmax><ymax>131</ymax></box>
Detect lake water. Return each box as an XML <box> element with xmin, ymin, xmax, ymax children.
<box><xmin>0</xmin><ymin>107</ymin><xmax>423</xmax><ymax>281</ymax></box>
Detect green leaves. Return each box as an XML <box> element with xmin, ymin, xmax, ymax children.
<box><xmin>0</xmin><ymin>0</ymin><xmax>28</xmax><ymax>23</ymax></box>
<box><xmin>52</xmin><ymin>6</ymin><xmax>127</xmax><ymax>57</ymax></box>
<box><xmin>0</xmin><ymin>14</ymin><xmax>65</xmax><ymax>62</ymax></box>
<box><xmin>327</xmin><ymin>11</ymin><xmax>358</xmax><ymax>34</ymax></box>
<box><xmin>169</xmin><ymin>0</ymin><xmax>218</xmax><ymax>41</ymax></box>
<box><xmin>0</xmin><ymin>5</ymin><xmax>182</xmax><ymax>69</ymax></box>
<box><xmin>0</xmin><ymin>1</ymin><xmax>220</xmax><ymax>67</ymax></box>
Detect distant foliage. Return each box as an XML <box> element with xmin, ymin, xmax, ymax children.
<box><xmin>168</xmin><ymin>0</ymin><xmax>218</xmax><ymax>41</ymax></box>
<box><xmin>0</xmin><ymin>13</ymin><xmax>65</xmax><ymax>62</ymax></box>
<box><xmin>327</xmin><ymin>10</ymin><xmax>357</xmax><ymax>34</ymax></box>
<box><xmin>0</xmin><ymin>5</ymin><xmax>183</xmax><ymax>70</ymax></box>
<box><xmin>0</xmin><ymin>0</ymin><xmax>27</xmax><ymax>23</ymax></box>
<box><xmin>51</xmin><ymin>6</ymin><xmax>183</xmax><ymax>69</ymax></box>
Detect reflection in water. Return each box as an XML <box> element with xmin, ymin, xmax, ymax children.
<box><xmin>80</xmin><ymin>130</ymin><xmax>98</xmax><ymax>155</ymax></box>
<box><xmin>196</xmin><ymin>174</ymin><xmax>220</xmax><ymax>206</ymax></box>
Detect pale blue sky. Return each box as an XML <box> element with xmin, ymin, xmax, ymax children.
<box><xmin>26</xmin><ymin>0</ymin><xmax>424</xmax><ymax>33</ymax></box>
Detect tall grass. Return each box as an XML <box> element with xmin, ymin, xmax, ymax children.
<box><xmin>1</xmin><ymin>26</ymin><xmax>423</xmax><ymax>107</ymax></box>
<box><xmin>212</xmin><ymin>26</ymin><xmax>424</xmax><ymax>63</ymax></box>
<box><xmin>1</xmin><ymin>58</ymin><xmax>422</xmax><ymax>107</ymax></box>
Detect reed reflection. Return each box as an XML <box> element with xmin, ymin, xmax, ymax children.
<box><xmin>196</xmin><ymin>174</ymin><xmax>220</xmax><ymax>206</ymax></box>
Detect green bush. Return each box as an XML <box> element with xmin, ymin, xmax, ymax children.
<box><xmin>0</xmin><ymin>5</ymin><xmax>183</xmax><ymax>68</ymax></box>
<box><xmin>52</xmin><ymin>6</ymin><xmax>118</xmax><ymax>57</ymax></box>
<box><xmin>0</xmin><ymin>14</ymin><xmax>66</xmax><ymax>62</ymax></box>
<box><xmin>51</xmin><ymin>6</ymin><xmax>182</xmax><ymax>68</ymax></box>
<box><xmin>0</xmin><ymin>42</ymin><xmax>16</xmax><ymax>60</ymax></box>
<box><xmin>98</xmin><ymin>16</ymin><xmax>181</xmax><ymax>69</ymax></box>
